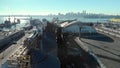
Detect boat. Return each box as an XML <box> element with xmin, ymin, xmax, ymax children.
<box><xmin>0</xmin><ymin>18</ymin><xmax>20</xmax><ymax>28</ymax></box>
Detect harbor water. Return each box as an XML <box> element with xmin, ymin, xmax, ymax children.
<box><xmin>0</xmin><ymin>16</ymin><xmax>110</xmax><ymax>31</ymax></box>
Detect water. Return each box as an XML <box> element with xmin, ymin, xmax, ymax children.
<box><xmin>0</xmin><ymin>17</ymin><xmax>29</xmax><ymax>31</ymax></box>
<box><xmin>0</xmin><ymin>16</ymin><xmax>110</xmax><ymax>31</ymax></box>
<box><xmin>0</xmin><ymin>16</ymin><xmax>110</xmax><ymax>24</ymax></box>
<box><xmin>30</xmin><ymin>16</ymin><xmax>110</xmax><ymax>23</ymax></box>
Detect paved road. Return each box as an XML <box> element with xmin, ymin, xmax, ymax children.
<box><xmin>81</xmin><ymin>32</ymin><xmax>120</xmax><ymax>68</ymax></box>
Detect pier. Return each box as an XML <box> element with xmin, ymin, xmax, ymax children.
<box><xmin>0</xmin><ymin>30</ymin><xmax>31</xmax><ymax>68</ymax></box>
<box><xmin>80</xmin><ymin>23</ymin><xmax>120</xmax><ymax>68</ymax></box>
<box><xmin>55</xmin><ymin>20</ymin><xmax>120</xmax><ymax>68</ymax></box>
<box><xmin>0</xmin><ymin>18</ymin><xmax>120</xmax><ymax>68</ymax></box>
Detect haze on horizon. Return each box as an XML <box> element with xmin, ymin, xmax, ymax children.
<box><xmin>0</xmin><ymin>0</ymin><xmax>120</xmax><ymax>15</ymax></box>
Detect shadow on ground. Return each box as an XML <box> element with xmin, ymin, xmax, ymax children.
<box><xmin>81</xmin><ymin>40</ymin><xmax>120</xmax><ymax>57</ymax></box>
<box><xmin>82</xmin><ymin>33</ymin><xmax>114</xmax><ymax>42</ymax></box>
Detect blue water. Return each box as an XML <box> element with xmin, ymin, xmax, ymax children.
<box><xmin>59</xmin><ymin>17</ymin><xmax>109</xmax><ymax>23</ymax></box>
<box><xmin>0</xmin><ymin>17</ymin><xmax>29</xmax><ymax>31</ymax></box>
<box><xmin>0</xmin><ymin>16</ymin><xmax>110</xmax><ymax>31</ymax></box>
<box><xmin>0</xmin><ymin>16</ymin><xmax>110</xmax><ymax>24</ymax></box>
<box><xmin>30</xmin><ymin>16</ymin><xmax>110</xmax><ymax>23</ymax></box>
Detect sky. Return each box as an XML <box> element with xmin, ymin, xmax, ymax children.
<box><xmin>0</xmin><ymin>0</ymin><xmax>120</xmax><ymax>15</ymax></box>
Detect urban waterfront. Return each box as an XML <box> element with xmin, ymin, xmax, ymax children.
<box><xmin>0</xmin><ymin>0</ymin><xmax>120</xmax><ymax>68</ymax></box>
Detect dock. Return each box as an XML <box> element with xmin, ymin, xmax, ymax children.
<box><xmin>80</xmin><ymin>25</ymin><xmax>120</xmax><ymax>68</ymax></box>
<box><xmin>0</xmin><ymin>30</ymin><xmax>31</xmax><ymax>68</ymax></box>
<box><xmin>1</xmin><ymin>18</ymin><xmax>120</xmax><ymax>68</ymax></box>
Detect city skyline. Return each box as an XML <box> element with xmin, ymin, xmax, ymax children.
<box><xmin>0</xmin><ymin>0</ymin><xmax>120</xmax><ymax>15</ymax></box>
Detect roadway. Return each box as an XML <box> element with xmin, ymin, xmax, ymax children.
<box><xmin>81</xmin><ymin>32</ymin><xmax>120</xmax><ymax>68</ymax></box>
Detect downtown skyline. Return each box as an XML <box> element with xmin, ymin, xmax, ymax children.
<box><xmin>0</xmin><ymin>0</ymin><xmax>120</xmax><ymax>15</ymax></box>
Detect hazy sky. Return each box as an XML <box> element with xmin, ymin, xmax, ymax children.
<box><xmin>0</xmin><ymin>0</ymin><xmax>119</xmax><ymax>15</ymax></box>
